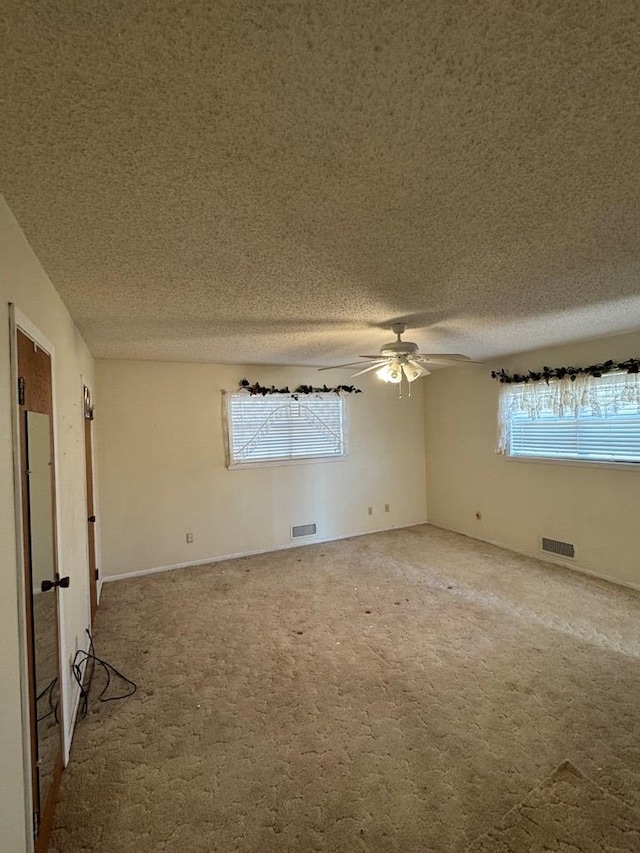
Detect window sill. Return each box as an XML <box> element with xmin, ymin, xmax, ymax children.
<box><xmin>227</xmin><ymin>454</ymin><xmax>348</xmax><ymax>471</ymax></box>
<box><xmin>503</xmin><ymin>455</ymin><xmax>639</xmax><ymax>473</ymax></box>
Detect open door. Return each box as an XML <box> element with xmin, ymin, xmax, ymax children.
<box><xmin>16</xmin><ymin>328</ymin><xmax>65</xmax><ymax>852</ymax></box>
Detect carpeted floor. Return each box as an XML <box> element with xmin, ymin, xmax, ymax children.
<box><xmin>467</xmin><ymin>760</ymin><xmax>640</xmax><ymax>852</ymax></box>
<box><xmin>49</xmin><ymin>525</ymin><xmax>640</xmax><ymax>852</ymax></box>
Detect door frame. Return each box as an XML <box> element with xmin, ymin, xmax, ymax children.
<box><xmin>81</xmin><ymin>376</ymin><xmax>101</xmax><ymax>617</ymax></box>
<box><xmin>9</xmin><ymin>305</ymin><xmax>70</xmax><ymax>852</ymax></box>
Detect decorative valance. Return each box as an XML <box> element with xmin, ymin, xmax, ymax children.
<box><xmin>491</xmin><ymin>358</ymin><xmax>640</xmax><ymax>385</ymax></box>
<box><xmin>238</xmin><ymin>379</ymin><xmax>362</xmax><ymax>398</ymax></box>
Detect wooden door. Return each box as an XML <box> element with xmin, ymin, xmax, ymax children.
<box><xmin>17</xmin><ymin>329</ymin><xmax>64</xmax><ymax>852</ymax></box>
<box><xmin>84</xmin><ymin>387</ymin><xmax>98</xmax><ymax>620</ymax></box>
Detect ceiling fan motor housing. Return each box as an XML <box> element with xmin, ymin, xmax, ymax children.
<box><xmin>380</xmin><ymin>340</ymin><xmax>419</xmax><ymax>356</ymax></box>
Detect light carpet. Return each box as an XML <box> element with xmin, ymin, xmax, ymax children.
<box><xmin>49</xmin><ymin>525</ymin><xmax>640</xmax><ymax>852</ymax></box>
<box><xmin>466</xmin><ymin>760</ymin><xmax>640</xmax><ymax>852</ymax></box>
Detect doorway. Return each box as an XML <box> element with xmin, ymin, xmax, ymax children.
<box><xmin>15</xmin><ymin>325</ymin><xmax>65</xmax><ymax>852</ymax></box>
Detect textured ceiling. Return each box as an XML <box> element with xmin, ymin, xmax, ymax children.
<box><xmin>2</xmin><ymin>1</ymin><xmax>640</xmax><ymax>366</ymax></box>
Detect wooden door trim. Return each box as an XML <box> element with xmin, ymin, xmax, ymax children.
<box><xmin>82</xmin><ymin>380</ymin><xmax>98</xmax><ymax>621</ymax></box>
<box><xmin>35</xmin><ymin>753</ymin><xmax>63</xmax><ymax>853</ymax></box>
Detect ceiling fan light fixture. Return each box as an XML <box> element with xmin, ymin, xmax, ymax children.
<box><xmin>402</xmin><ymin>361</ymin><xmax>427</xmax><ymax>382</ymax></box>
<box><xmin>376</xmin><ymin>361</ymin><xmax>402</xmax><ymax>383</ymax></box>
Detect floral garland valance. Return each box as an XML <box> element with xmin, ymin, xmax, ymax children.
<box><xmin>239</xmin><ymin>379</ymin><xmax>362</xmax><ymax>399</ymax></box>
<box><xmin>491</xmin><ymin>358</ymin><xmax>640</xmax><ymax>385</ymax></box>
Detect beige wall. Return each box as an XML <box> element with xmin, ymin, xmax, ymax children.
<box><xmin>0</xmin><ymin>198</ymin><xmax>95</xmax><ymax>852</ymax></box>
<box><xmin>96</xmin><ymin>360</ymin><xmax>427</xmax><ymax>578</ymax></box>
<box><xmin>425</xmin><ymin>330</ymin><xmax>640</xmax><ymax>588</ymax></box>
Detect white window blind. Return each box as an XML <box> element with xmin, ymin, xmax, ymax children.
<box><xmin>500</xmin><ymin>372</ymin><xmax>640</xmax><ymax>464</ymax></box>
<box><xmin>225</xmin><ymin>393</ymin><xmax>347</xmax><ymax>467</ymax></box>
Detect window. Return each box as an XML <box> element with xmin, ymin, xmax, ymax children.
<box><xmin>225</xmin><ymin>393</ymin><xmax>347</xmax><ymax>467</ymax></box>
<box><xmin>498</xmin><ymin>372</ymin><xmax>640</xmax><ymax>464</ymax></box>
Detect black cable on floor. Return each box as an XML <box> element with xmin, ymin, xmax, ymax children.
<box><xmin>36</xmin><ymin>676</ymin><xmax>58</xmax><ymax>723</ymax></box>
<box><xmin>71</xmin><ymin>629</ymin><xmax>137</xmax><ymax>718</ymax></box>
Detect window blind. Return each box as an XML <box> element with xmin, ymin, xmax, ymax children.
<box><xmin>226</xmin><ymin>393</ymin><xmax>346</xmax><ymax>466</ymax></box>
<box><xmin>509</xmin><ymin>401</ymin><xmax>640</xmax><ymax>463</ymax></box>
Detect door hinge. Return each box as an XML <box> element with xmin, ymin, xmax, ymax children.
<box><xmin>18</xmin><ymin>376</ymin><xmax>25</xmax><ymax>406</ymax></box>
<box><xmin>33</xmin><ymin>809</ymin><xmax>40</xmax><ymax>838</ymax></box>
<box><xmin>95</xmin><ymin>568</ymin><xmax>100</xmax><ymax>581</ymax></box>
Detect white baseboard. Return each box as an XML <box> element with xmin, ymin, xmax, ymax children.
<box><xmin>426</xmin><ymin>520</ymin><xmax>640</xmax><ymax>593</ymax></box>
<box><xmin>103</xmin><ymin>521</ymin><xmax>428</xmax><ymax>584</ymax></box>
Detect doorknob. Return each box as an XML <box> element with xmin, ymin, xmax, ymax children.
<box><xmin>41</xmin><ymin>576</ymin><xmax>70</xmax><ymax>592</ymax></box>
<box><xmin>88</xmin><ymin>515</ymin><xmax>96</xmax><ymax>523</ymax></box>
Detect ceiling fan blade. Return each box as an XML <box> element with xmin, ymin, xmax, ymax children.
<box><xmin>317</xmin><ymin>361</ymin><xmax>376</xmax><ymax>371</ymax></box>
<box><xmin>358</xmin><ymin>355</ymin><xmax>387</xmax><ymax>359</ymax></box>
<box><xmin>350</xmin><ymin>361</ymin><xmax>389</xmax><ymax>377</ymax></box>
<box><xmin>417</xmin><ymin>353</ymin><xmax>470</xmax><ymax>360</ymax></box>
<box><xmin>415</xmin><ymin>354</ymin><xmax>482</xmax><ymax>364</ymax></box>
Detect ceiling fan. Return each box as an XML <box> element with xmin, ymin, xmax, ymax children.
<box><xmin>318</xmin><ymin>323</ymin><xmax>478</xmax><ymax>386</ymax></box>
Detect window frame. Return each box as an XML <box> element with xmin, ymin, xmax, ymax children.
<box><xmin>223</xmin><ymin>391</ymin><xmax>350</xmax><ymax>470</ymax></box>
<box><xmin>505</xmin><ymin>455</ymin><xmax>640</xmax><ymax>472</ymax></box>
<box><xmin>499</xmin><ymin>372</ymin><xmax>640</xmax><ymax>470</ymax></box>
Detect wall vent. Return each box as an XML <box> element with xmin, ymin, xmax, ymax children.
<box><xmin>541</xmin><ymin>537</ymin><xmax>575</xmax><ymax>559</ymax></box>
<box><xmin>291</xmin><ymin>523</ymin><xmax>317</xmax><ymax>539</ymax></box>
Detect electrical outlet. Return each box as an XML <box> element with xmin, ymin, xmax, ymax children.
<box><xmin>367</xmin><ymin>506</ymin><xmax>373</xmax><ymax>516</ymax></box>
<box><xmin>384</xmin><ymin>503</ymin><xmax>390</xmax><ymax>513</ymax></box>
<box><xmin>186</xmin><ymin>533</ymin><xmax>194</xmax><ymax>543</ymax></box>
